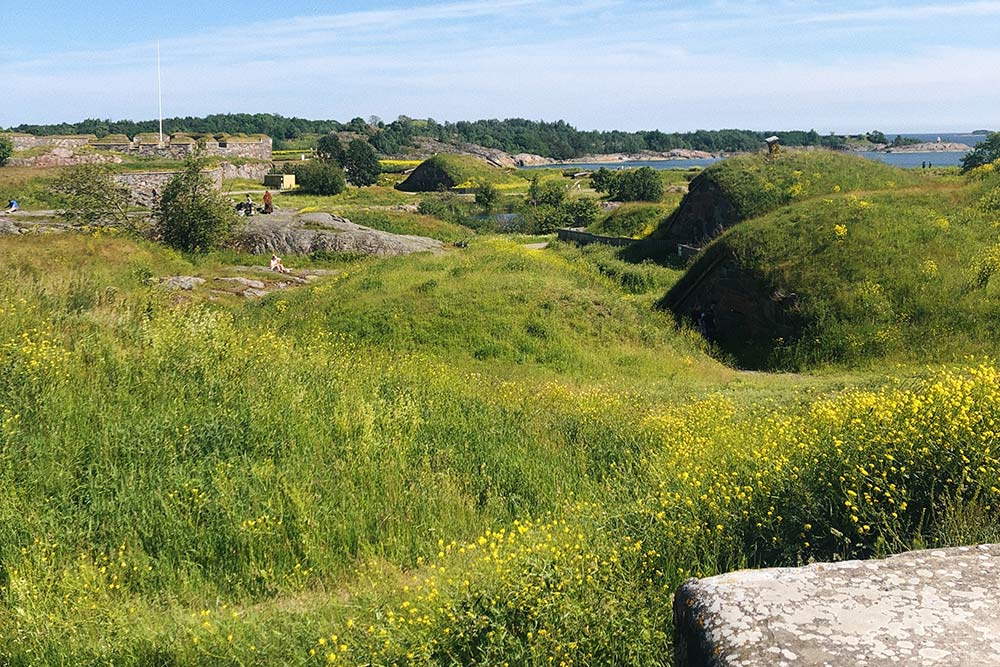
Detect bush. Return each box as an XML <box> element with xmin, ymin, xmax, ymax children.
<box><xmin>343</xmin><ymin>139</ymin><xmax>380</xmax><ymax>187</ymax></box>
<box><xmin>294</xmin><ymin>161</ymin><xmax>347</xmax><ymax>195</ymax></box>
<box><xmin>0</xmin><ymin>135</ymin><xmax>12</xmax><ymax>166</ymax></box>
<box><xmin>960</xmin><ymin>132</ymin><xmax>1000</xmax><ymax>173</ymax></box>
<box><xmin>316</xmin><ymin>133</ymin><xmax>345</xmax><ymax>165</ymax></box>
<box><xmin>611</xmin><ymin>167</ymin><xmax>664</xmax><ymax>202</ymax></box>
<box><xmin>52</xmin><ymin>164</ymin><xmax>135</xmax><ymax>232</ymax></box>
<box><xmin>591</xmin><ymin>167</ymin><xmax>664</xmax><ymax>202</ymax></box>
<box><xmin>474</xmin><ymin>182</ymin><xmax>499</xmax><ymax>212</ymax></box>
<box><xmin>417</xmin><ymin>191</ymin><xmax>475</xmax><ymax>227</ymax></box>
<box><xmin>528</xmin><ymin>176</ymin><xmax>566</xmax><ymax>207</ymax></box>
<box><xmin>155</xmin><ymin>157</ymin><xmax>238</xmax><ymax>252</ymax></box>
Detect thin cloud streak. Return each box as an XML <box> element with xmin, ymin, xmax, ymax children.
<box><xmin>792</xmin><ymin>0</ymin><xmax>1000</xmax><ymax>24</ymax></box>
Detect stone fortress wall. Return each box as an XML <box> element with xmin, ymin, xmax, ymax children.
<box><xmin>114</xmin><ymin>162</ymin><xmax>272</xmax><ymax>207</ymax></box>
<box><xmin>7</xmin><ymin>132</ymin><xmax>272</xmax><ymax>161</ymax></box>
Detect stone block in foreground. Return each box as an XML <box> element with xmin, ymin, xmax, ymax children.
<box><xmin>673</xmin><ymin>544</ymin><xmax>1000</xmax><ymax>667</ymax></box>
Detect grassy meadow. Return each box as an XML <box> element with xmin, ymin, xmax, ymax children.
<box><xmin>2</xmin><ymin>154</ymin><xmax>1000</xmax><ymax>665</ymax></box>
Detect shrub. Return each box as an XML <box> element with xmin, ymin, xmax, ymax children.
<box><xmin>474</xmin><ymin>181</ymin><xmax>499</xmax><ymax>212</ymax></box>
<box><xmin>343</xmin><ymin>139</ymin><xmax>381</xmax><ymax>187</ymax></box>
<box><xmin>52</xmin><ymin>164</ymin><xmax>135</xmax><ymax>232</ymax></box>
<box><xmin>0</xmin><ymin>135</ymin><xmax>12</xmax><ymax>166</ymax></box>
<box><xmin>591</xmin><ymin>167</ymin><xmax>664</xmax><ymax>202</ymax></box>
<box><xmin>155</xmin><ymin>157</ymin><xmax>238</xmax><ymax>252</ymax></box>
<box><xmin>316</xmin><ymin>133</ymin><xmax>345</xmax><ymax>165</ymax></box>
<box><xmin>417</xmin><ymin>191</ymin><xmax>476</xmax><ymax>227</ymax></box>
<box><xmin>961</xmin><ymin>132</ymin><xmax>1000</xmax><ymax>173</ymax></box>
<box><xmin>611</xmin><ymin>167</ymin><xmax>664</xmax><ymax>202</ymax></box>
<box><xmin>294</xmin><ymin>161</ymin><xmax>347</xmax><ymax>195</ymax></box>
<box><xmin>528</xmin><ymin>176</ymin><xmax>566</xmax><ymax>207</ymax></box>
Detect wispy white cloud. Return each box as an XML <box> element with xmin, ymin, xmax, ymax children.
<box><xmin>791</xmin><ymin>0</ymin><xmax>1000</xmax><ymax>24</ymax></box>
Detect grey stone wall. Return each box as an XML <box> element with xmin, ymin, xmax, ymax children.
<box><xmin>557</xmin><ymin>227</ymin><xmax>636</xmax><ymax>247</ymax></box>
<box><xmin>218</xmin><ymin>162</ymin><xmax>270</xmax><ymax>181</ymax></box>
<box><xmin>115</xmin><ymin>168</ymin><xmax>225</xmax><ymax>207</ymax></box>
<box><xmin>203</xmin><ymin>138</ymin><xmax>273</xmax><ymax>160</ymax></box>
<box><xmin>6</xmin><ymin>134</ymin><xmax>96</xmax><ymax>151</ymax></box>
<box><xmin>84</xmin><ymin>135</ymin><xmax>272</xmax><ymax>160</ymax></box>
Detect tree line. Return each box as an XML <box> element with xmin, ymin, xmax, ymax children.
<box><xmin>8</xmin><ymin>113</ymin><xmax>880</xmax><ymax>159</ymax></box>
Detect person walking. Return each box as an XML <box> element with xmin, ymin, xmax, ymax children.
<box><xmin>262</xmin><ymin>190</ymin><xmax>273</xmax><ymax>214</ymax></box>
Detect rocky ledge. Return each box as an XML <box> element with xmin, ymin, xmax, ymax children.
<box><xmin>882</xmin><ymin>142</ymin><xmax>973</xmax><ymax>153</ymax></box>
<box><xmin>234</xmin><ymin>211</ymin><xmax>444</xmax><ymax>256</ymax></box>
<box><xmin>674</xmin><ymin>544</ymin><xmax>1000</xmax><ymax>667</ymax></box>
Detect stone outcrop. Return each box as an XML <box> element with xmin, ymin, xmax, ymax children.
<box><xmin>673</xmin><ymin>544</ymin><xmax>1000</xmax><ymax>667</ymax></box>
<box><xmin>234</xmin><ymin>212</ymin><xmax>444</xmax><ymax>256</ymax></box>
<box><xmin>882</xmin><ymin>142</ymin><xmax>972</xmax><ymax>153</ymax></box>
<box><xmin>159</xmin><ymin>276</ymin><xmax>206</xmax><ymax>291</ymax></box>
<box><xmin>410</xmin><ymin>138</ymin><xmax>549</xmax><ymax>168</ymax></box>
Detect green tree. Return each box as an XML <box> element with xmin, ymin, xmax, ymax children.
<box><xmin>608</xmin><ymin>167</ymin><xmax>663</xmax><ymax>202</ymax></box>
<box><xmin>590</xmin><ymin>167</ymin><xmax>618</xmax><ymax>194</ymax></box>
<box><xmin>52</xmin><ymin>164</ymin><xmax>135</xmax><ymax>232</ymax></box>
<box><xmin>294</xmin><ymin>161</ymin><xmax>347</xmax><ymax>195</ymax></box>
<box><xmin>0</xmin><ymin>135</ymin><xmax>12</xmax><ymax>166</ymax></box>
<box><xmin>961</xmin><ymin>132</ymin><xmax>1000</xmax><ymax>173</ymax></box>
<box><xmin>528</xmin><ymin>176</ymin><xmax>565</xmax><ymax>207</ymax></box>
<box><xmin>316</xmin><ymin>134</ymin><xmax>345</xmax><ymax>165</ymax></box>
<box><xmin>866</xmin><ymin>130</ymin><xmax>888</xmax><ymax>144</ymax></box>
<box><xmin>155</xmin><ymin>157</ymin><xmax>238</xmax><ymax>252</ymax></box>
<box><xmin>561</xmin><ymin>198</ymin><xmax>599</xmax><ymax>228</ymax></box>
<box><xmin>474</xmin><ymin>181</ymin><xmax>499</xmax><ymax>212</ymax></box>
<box><xmin>343</xmin><ymin>139</ymin><xmax>380</xmax><ymax>187</ymax></box>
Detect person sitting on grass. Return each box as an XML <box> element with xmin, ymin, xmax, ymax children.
<box><xmin>269</xmin><ymin>254</ymin><xmax>291</xmax><ymax>274</ymax></box>
<box><xmin>2</xmin><ymin>199</ymin><xmax>18</xmax><ymax>214</ymax></box>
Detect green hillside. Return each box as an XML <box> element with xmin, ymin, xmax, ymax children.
<box><xmin>587</xmin><ymin>202</ymin><xmax>672</xmax><ymax>238</ymax></box>
<box><xmin>5</xmin><ymin>156</ymin><xmax>1000</xmax><ymax>666</ymax></box>
<box><xmin>654</xmin><ymin>150</ymin><xmax>924</xmax><ymax>246</ymax></box>
<box><xmin>663</xmin><ymin>157</ymin><xmax>1000</xmax><ymax>368</ymax></box>
<box><xmin>396</xmin><ymin>154</ymin><xmax>525</xmax><ymax>192</ymax></box>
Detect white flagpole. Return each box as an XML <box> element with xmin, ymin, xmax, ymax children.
<box><xmin>157</xmin><ymin>41</ymin><xmax>163</xmax><ymax>144</ymax></box>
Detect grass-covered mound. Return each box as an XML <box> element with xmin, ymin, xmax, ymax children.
<box><xmin>271</xmin><ymin>238</ymin><xmax>716</xmax><ymax>380</ymax></box>
<box><xmin>654</xmin><ymin>150</ymin><xmax>923</xmax><ymax>246</ymax></box>
<box><xmin>396</xmin><ymin>154</ymin><xmax>525</xmax><ymax>192</ymax></box>
<box><xmin>588</xmin><ymin>202</ymin><xmax>671</xmax><ymax>238</ymax></box>
<box><xmin>663</xmin><ymin>169</ymin><xmax>1000</xmax><ymax>369</ymax></box>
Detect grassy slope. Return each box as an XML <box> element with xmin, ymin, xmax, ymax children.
<box><xmin>666</xmin><ymin>160</ymin><xmax>1000</xmax><ymax>368</ymax></box>
<box><xmin>396</xmin><ymin>154</ymin><xmax>526</xmax><ymax>192</ymax></box>
<box><xmin>3</xmin><ymin>167</ymin><xmax>1000</xmax><ymax>664</ymax></box>
<box><xmin>654</xmin><ymin>150</ymin><xmax>925</xmax><ymax>240</ymax></box>
<box><xmin>588</xmin><ymin>202</ymin><xmax>674</xmax><ymax>238</ymax></box>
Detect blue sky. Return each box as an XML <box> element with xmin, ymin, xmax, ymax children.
<box><xmin>3</xmin><ymin>0</ymin><xmax>999</xmax><ymax>133</ymax></box>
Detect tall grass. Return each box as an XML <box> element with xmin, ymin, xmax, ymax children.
<box><xmin>1</xmin><ymin>204</ymin><xmax>999</xmax><ymax>664</ymax></box>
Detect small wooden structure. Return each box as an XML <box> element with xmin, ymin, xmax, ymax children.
<box><xmin>264</xmin><ymin>174</ymin><xmax>296</xmax><ymax>190</ymax></box>
<box><xmin>765</xmin><ymin>135</ymin><xmax>780</xmax><ymax>156</ymax></box>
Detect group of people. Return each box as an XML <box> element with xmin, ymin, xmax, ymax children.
<box><xmin>2</xmin><ymin>198</ymin><xmax>18</xmax><ymax>214</ymax></box>
<box><xmin>236</xmin><ymin>191</ymin><xmax>274</xmax><ymax>217</ymax></box>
